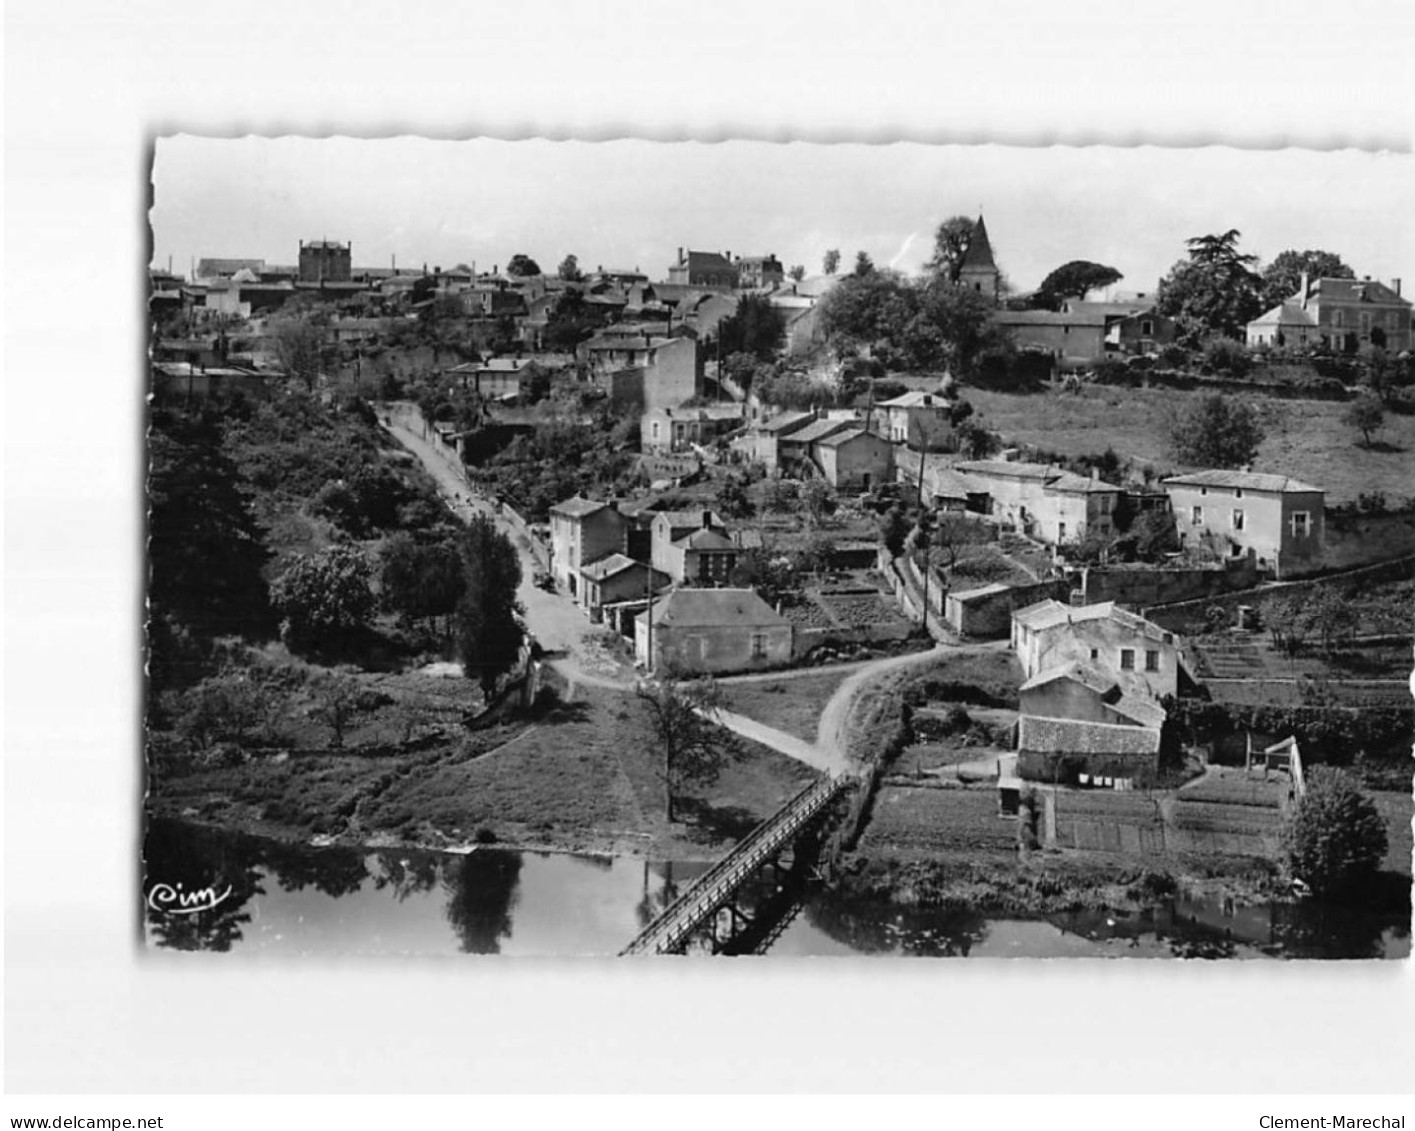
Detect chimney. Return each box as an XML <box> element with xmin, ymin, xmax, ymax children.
<box><xmin>677</xmin><ymin>246</ymin><xmax>684</xmax><ymax>264</ymax></box>
<box><xmin>1091</xmin><ymin>467</ymin><xmax>1099</xmax><ymax>482</ymax></box>
<box><xmin>1394</xmin><ymin>278</ymin><xmax>1403</xmax><ymax>297</ymax></box>
<box><xmin>1298</xmin><ymin>270</ymin><xmax>1309</xmax><ymax>308</ymax></box>
<box><xmin>702</xmin><ymin>511</ymin><xmax>712</xmax><ymax>529</ymax></box>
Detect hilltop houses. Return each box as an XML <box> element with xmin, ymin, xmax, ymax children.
<box><xmin>1246</xmin><ymin>273</ymin><xmax>1410</xmax><ymax>353</ymax></box>
<box><xmin>955</xmin><ymin>459</ymin><xmax>1123</xmax><ymax>547</ymax></box>
<box><xmin>1011</xmin><ymin>599</ymin><xmax>1180</xmax><ymax>701</ymax></box>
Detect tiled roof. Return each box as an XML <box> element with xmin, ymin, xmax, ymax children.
<box><xmin>1308</xmin><ymin>277</ymin><xmax>1409</xmax><ymax>307</ymax></box>
<box><xmin>1250</xmin><ymin>302</ymin><xmax>1318</xmax><ymax>327</ymax></box>
<box><xmin>949</xmin><ymin>582</ymin><xmax>1011</xmax><ymax>602</ymax></box>
<box><xmin>674</xmin><ymin>528</ymin><xmax>737</xmax><ymax>551</ymax></box>
<box><xmin>580</xmin><ymin>553</ymin><xmax>643</xmax><ymax>581</ymax></box>
<box><xmin>927</xmin><ymin>467</ymin><xmax>987</xmax><ymax>498</ymax></box>
<box><xmin>1110</xmin><ymin>693</ymin><xmax>1168</xmax><ymax>729</ymax></box>
<box><xmin>640</xmin><ymin>587</ymin><xmax>788</xmax><ymax>629</ymax></box>
<box><xmin>1046</xmin><ymin>470</ymin><xmax>1121</xmax><ymax>493</ymax></box>
<box><xmin>992</xmin><ymin>309</ymin><xmax>1107</xmax><ymax>327</ymax></box>
<box><xmin>654</xmin><ymin>509</ymin><xmax>723</xmax><ymax>530</ymax></box>
<box><xmin>1020</xmin><ymin>661</ymin><xmax>1118</xmax><ymax>697</ymax></box>
<box><xmin>956</xmin><ymin>459</ymin><xmax>1059</xmax><ymax>481</ymax></box>
<box><xmin>1163</xmin><ymin>470</ymin><xmax>1323</xmax><ymax>494</ymax></box>
<box><xmin>760</xmin><ymin>411</ymin><xmax>816</xmax><ymax>434</ymax></box>
<box><xmin>1018</xmin><ymin>715</ymin><xmax>1161</xmax><ymax>756</ymax></box>
<box><xmin>550</xmin><ymin>496</ymin><xmax>615</xmax><ymax>519</ymax></box>
<box><xmin>877</xmin><ymin>390</ymin><xmax>951</xmax><ymax>409</ymax></box>
<box><xmin>782</xmin><ymin>418</ymin><xmax>854</xmax><ymax>445</ymax></box>
<box><xmin>815</xmin><ymin>427</ymin><xmax>887</xmax><ymax>449</ymax></box>
<box><xmin>1064</xmin><ymin>300</ymin><xmax>1155</xmax><ymax>319</ymax></box>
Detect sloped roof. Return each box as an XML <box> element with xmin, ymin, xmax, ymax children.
<box><xmin>674</xmin><ymin>528</ymin><xmax>738</xmax><ymax>551</ymax></box>
<box><xmin>1020</xmin><ymin>661</ymin><xmax>1119</xmax><ymax>697</ymax></box>
<box><xmin>1018</xmin><ymin>715</ymin><xmax>1161</xmax><ymax>756</ymax></box>
<box><xmin>959</xmin><ymin>217</ymin><xmax>997</xmax><ymax>271</ymax></box>
<box><xmin>1064</xmin><ymin>300</ymin><xmax>1155</xmax><ymax>319</ymax></box>
<box><xmin>1045</xmin><ymin>470</ymin><xmax>1122</xmax><ymax>494</ymax></box>
<box><xmin>949</xmin><ymin>582</ymin><xmax>1011</xmax><ymax>602</ymax></box>
<box><xmin>927</xmin><ymin>467</ymin><xmax>988</xmax><ymax>499</ymax></box>
<box><xmin>1110</xmin><ymin>693</ymin><xmax>1168</xmax><ymax>729</ymax></box>
<box><xmin>550</xmin><ymin>496</ymin><xmax>616</xmax><ymax>519</ymax></box>
<box><xmin>196</xmin><ymin>257</ymin><xmax>265</xmax><ymax>277</ymax></box>
<box><xmin>680</xmin><ymin>250</ymin><xmax>738</xmax><ymax>274</ymax></box>
<box><xmin>956</xmin><ymin>459</ymin><xmax>1060</xmax><ymax>481</ymax></box>
<box><xmin>1308</xmin><ymin>277</ymin><xmax>1410</xmax><ymax>307</ymax></box>
<box><xmin>653</xmin><ymin>509</ymin><xmax>724</xmax><ymax>530</ymax></box>
<box><xmin>640</xmin><ymin>587</ymin><xmax>788</xmax><ymax>629</ymax></box>
<box><xmin>878</xmin><ymin>390</ymin><xmax>951</xmax><ymax>409</ymax></box>
<box><xmin>1163</xmin><ymin>469</ymin><xmax>1323</xmax><ymax>494</ymax></box>
<box><xmin>782</xmin><ymin>418</ymin><xmax>855</xmax><ymax>445</ymax></box>
<box><xmin>1249</xmin><ymin>301</ymin><xmax>1318</xmax><ymax>328</ymax></box>
<box><xmin>760</xmin><ymin>410</ymin><xmax>816</xmax><ymax>435</ymax></box>
<box><xmin>816</xmin><ymin>426</ymin><xmax>888</xmax><ymax>449</ymax></box>
<box><xmin>580</xmin><ymin>553</ymin><xmax>646</xmax><ymax>582</ymax></box>
<box><xmin>992</xmin><ymin>309</ymin><xmax>1107</xmax><ymax>327</ymax></box>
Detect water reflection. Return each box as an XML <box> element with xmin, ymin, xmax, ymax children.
<box><xmin>142</xmin><ymin>820</ymin><xmax>266</xmax><ymax>952</ymax></box>
<box><xmin>800</xmin><ymin>897</ymin><xmax>990</xmax><ymax>957</ymax></box>
<box><xmin>444</xmin><ymin>849</ymin><xmax>523</xmax><ymax>955</ymax></box>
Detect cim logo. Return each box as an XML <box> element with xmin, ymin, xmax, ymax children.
<box><xmin>145</xmin><ymin>880</ymin><xmax>233</xmax><ymax>916</ymax></box>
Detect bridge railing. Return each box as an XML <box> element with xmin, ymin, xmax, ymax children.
<box><xmin>621</xmin><ymin>775</ymin><xmax>848</xmax><ymax>956</ymax></box>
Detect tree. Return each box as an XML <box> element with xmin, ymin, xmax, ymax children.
<box><xmin>924</xmin><ymin>215</ymin><xmax>975</xmax><ymax>283</ymax></box>
<box><xmin>788</xmin><ymin>264</ymin><xmax>806</xmax><ymax>282</ymax></box>
<box><xmin>934</xmin><ymin>514</ymin><xmax>992</xmax><ymax>569</ymax></box>
<box><xmin>454</xmin><ymin>514</ymin><xmax>524</xmax><ymax>696</ymax></box>
<box><xmin>879</xmin><ymin>503</ymin><xmax>910</xmax><ymax>558</ymax></box>
<box><xmin>1156</xmin><ymin>230</ymin><xmax>1264</xmax><ymax>342</ymax></box>
<box><xmin>1031</xmin><ymin>260</ymin><xmax>1124</xmax><ymax>311</ymax></box>
<box><xmin>822</xmin><ymin>249</ymin><xmax>841</xmax><ymax>276</ymax></box>
<box><xmin>1260</xmin><ymin>249</ymin><xmax>1353</xmax><ymax>311</ymax></box>
<box><xmin>913</xmin><ymin>279</ymin><xmax>1011</xmax><ymax>376</ymax></box>
<box><xmin>380</xmin><ymin>531</ymin><xmax>466</xmax><ymax>633</ymax></box>
<box><xmin>801</xmin><ymin>478</ymin><xmax>835</xmax><ymax>525</ymax></box>
<box><xmin>636</xmin><ymin>675</ymin><xmax>728</xmax><ymax>822</ymax></box>
<box><xmin>543</xmin><ymin>288</ymin><xmax>607</xmax><ymax>352</ymax></box>
<box><xmin>714</xmin><ymin>471</ymin><xmax>755</xmax><ymax>519</ymax></box>
<box><xmin>729</xmin><ymin>546</ymin><xmax>798</xmax><ymax>608</ymax></box>
<box><xmin>715</xmin><ymin>294</ymin><xmax>786</xmax><ymax>360</ymax></box>
<box><xmin>271</xmin><ymin>315</ymin><xmax>327</xmax><ymax>393</ymax></box>
<box><xmin>309</xmin><ymin>672</ymin><xmax>363</xmax><ymax>749</ymax></box>
<box><xmin>1168</xmin><ymin>394</ymin><xmax>1265</xmax><ymax>468</ymax></box>
<box><xmin>853</xmin><ymin>250</ymin><xmax>875</xmax><ymax>277</ymax></box>
<box><xmin>270</xmin><ymin>546</ymin><xmax>376</xmax><ymax>650</ymax></box>
<box><xmin>1343</xmin><ymin>394</ymin><xmax>1384</xmax><ymax>447</ymax></box>
<box><xmin>1283</xmin><ymin>767</ymin><xmax>1388</xmax><ymax>897</ymax></box>
<box><xmin>505</xmin><ymin>254</ymin><xmax>541</xmax><ymax>277</ymax></box>
<box><xmin>556</xmin><ymin>254</ymin><xmax>584</xmax><ymax>282</ymax></box>
<box><xmin>1305</xmin><ymin>587</ymin><xmax>1358</xmax><ymax>655</ymax></box>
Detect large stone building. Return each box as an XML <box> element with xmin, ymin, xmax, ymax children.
<box><xmin>298</xmin><ymin>240</ymin><xmax>352</xmax><ymax>284</ymax></box>
<box><xmin>955</xmin><ymin>459</ymin><xmax>1123</xmax><ymax>547</ymax></box>
<box><xmin>1246</xmin><ymin>273</ymin><xmax>1410</xmax><ymax>353</ymax></box>
<box><xmin>667</xmin><ymin>248</ymin><xmax>739</xmax><ymax>289</ymax></box>
<box><xmin>956</xmin><ymin>216</ymin><xmax>1002</xmax><ymax>303</ymax></box>
<box><xmin>635</xmin><ymin>588</ymin><xmax>792</xmax><ymax>673</ymax></box>
<box><xmin>1011</xmin><ymin>600</ymin><xmax>1181</xmax><ymax>702</ymax></box>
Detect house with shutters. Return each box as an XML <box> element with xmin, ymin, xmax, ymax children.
<box><xmin>635</xmin><ymin>588</ymin><xmax>792</xmax><ymax>674</ymax></box>
<box><xmin>812</xmin><ymin>427</ymin><xmax>894</xmax><ymax>492</ymax></box>
<box><xmin>667</xmin><ymin>248</ymin><xmax>740</xmax><ymax>290</ymax></box>
<box><xmin>547</xmin><ymin>497</ymin><xmax>629</xmax><ymax>600</ymax></box>
<box><xmin>1011</xmin><ymin>599</ymin><xmax>1181</xmax><ymax>702</ymax></box>
<box><xmin>649</xmin><ymin>509</ymin><xmax>738</xmax><ymax>586</ymax></box>
<box><xmin>955</xmin><ymin>459</ymin><xmax>1123</xmax><ymax>547</ymax></box>
<box><xmin>874</xmin><ymin>390</ymin><xmax>955</xmax><ymax>448</ymax></box>
<box><xmin>1246</xmin><ymin>272</ymin><xmax>1410</xmax><ymax>353</ymax></box>
<box><xmin>1162</xmin><ymin>469</ymin><xmax>1325</xmax><ymax>578</ymax></box>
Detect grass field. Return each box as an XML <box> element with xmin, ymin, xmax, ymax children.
<box><xmin>721</xmin><ymin>668</ymin><xmax>857</xmax><ymax>742</ymax></box>
<box><xmin>965</xmin><ymin>384</ymin><xmax>1415</xmax><ymax>504</ymax></box>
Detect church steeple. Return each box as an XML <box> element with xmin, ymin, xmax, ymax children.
<box><xmin>957</xmin><ymin>215</ymin><xmax>1001</xmax><ymax>303</ymax></box>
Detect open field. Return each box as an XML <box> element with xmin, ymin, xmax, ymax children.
<box><xmin>720</xmin><ymin>668</ymin><xmax>856</xmax><ymax>742</ymax></box>
<box><xmin>965</xmin><ymin>384</ymin><xmax>1415</xmax><ymax>504</ymax></box>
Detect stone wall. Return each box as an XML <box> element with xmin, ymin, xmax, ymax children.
<box><xmin>1078</xmin><ymin>556</ymin><xmax>1259</xmax><ymax>608</ymax></box>
<box><xmin>1322</xmin><ymin>508</ymin><xmax>1415</xmax><ymax>572</ymax></box>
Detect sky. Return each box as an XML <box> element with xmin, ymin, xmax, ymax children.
<box><xmin>150</xmin><ymin>138</ymin><xmax>1414</xmax><ymax>295</ymax></box>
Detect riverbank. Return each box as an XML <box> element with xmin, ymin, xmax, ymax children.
<box><xmin>146</xmin><ymin>681</ymin><xmax>821</xmax><ymax>864</ymax></box>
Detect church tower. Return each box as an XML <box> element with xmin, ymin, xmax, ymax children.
<box><xmin>956</xmin><ymin>215</ymin><xmax>1001</xmax><ymax>304</ymax></box>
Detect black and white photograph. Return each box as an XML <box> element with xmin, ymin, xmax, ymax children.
<box><xmin>142</xmin><ymin>138</ymin><xmax>1413</xmax><ymax>960</ymax></box>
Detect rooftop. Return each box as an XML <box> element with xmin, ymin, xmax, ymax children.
<box><xmin>580</xmin><ymin>553</ymin><xmax>645</xmax><ymax>582</ymax></box>
<box><xmin>1250</xmin><ymin>301</ymin><xmax>1318</xmax><ymax>327</ymax></box>
<box><xmin>877</xmin><ymin>390</ymin><xmax>952</xmax><ymax>409</ymax></box>
<box><xmin>1163</xmin><ymin>469</ymin><xmax>1323</xmax><ymax>494</ymax></box>
<box><xmin>639</xmin><ymin>587</ymin><xmax>789</xmax><ymax>629</ymax></box>
<box><xmin>783</xmin><ymin>418</ymin><xmax>856</xmax><ymax>445</ymax></box>
<box><xmin>674</xmin><ymin>528</ymin><xmax>738</xmax><ymax>551</ymax></box>
<box><xmin>1013</xmin><ymin>599</ymin><xmax>1172</xmax><ymax>643</ymax></box>
<box><xmin>550</xmin><ymin>496</ymin><xmax>616</xmax><ymax>519</ymax></box>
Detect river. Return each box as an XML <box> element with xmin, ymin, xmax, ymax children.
<box><xmin>141</xmin><ymin>820</ymin><xmax>1409</xmax><ymax>959</ymax></box>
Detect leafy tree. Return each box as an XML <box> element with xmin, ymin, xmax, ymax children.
<box><xmin>445</xmin><ymin>849</ymin><xmax>523</xmax><ymax>954</ymax></box>
<box><xmin>1359</xmin><ymin>349</ymin><xmax>1411</xmax><ymax>405</ymax></box>
<box><xmin>1168</xmin><ymin>393</ymin><xmax>1265</xmax><ymax>468</ymax></box>
<box><xmin>924</xmin><ymin>215</ymin><xmax>975</xmax><ymax>283</ymax></box>
<box><xmin>714</xmin><ymin>471</ymin><xmax>755</xmax><ymax>519</ymax></box>
<box><xmin>879</xmin><ymin>503</ymin><xmax>910</xmax><ymax>558</ymax></box>
<box><xmin>1201</xmin><ymin>337</ymin><xmax>1253</xmax><ymax>377</ymax></box>
<box><xmin>380</xmin><ymin>531</ymin><xmax>466</xmax><ymax>632</ymax></box>
<box><xmin>636</xmin><ymin>675</ymin><xmax>728</xmax><ymax>822</ymax></box>
<box><xmin>1305</xmin><ymin>587</ymin><xmax>1358</xmax><ymax>655</ymax></box>
<box><xmin>454</xmin><ymin>514</ymin><xmax>524</xmax><ymax>696</ymax></box>
<box><xmin>1283</xmin><ymin>767</ymin><xmax>1388</xmax><ymax>897</ymax></box>
<box><xmin>1156</xmin><ymin>230</ymin><xmax>1264</xmax><ymax>342</ymax></box>
<box><xmin>853</xmin><ymin>251</ymin><xmax>875</xmax><ymax>277</ymax></box>
<box><xmin>271</xmin><ymin>315</ymin><xmax>328</xmax><ymax>393</ymax></box>
<box><xmin>715</xmin><ymin>294</ymin><xmax>785</xmax><ymax>360</ymax></box>
<box><xmin>270</xmin><ymin>546</ymin><xmax>376</xmax><ymax>650</ymax></box>
<box><xmin>934</xmin><ymin>514</ymin><xmax>992</xmax><ymax>569</ymax></box>
<box><xmin>1115</xmin><ymin>507</ymin><xmax>1180</xmax><ymax>562</ymax></box>
<box><xmin>1343</xmin><ymin>394</ymin><xmax>1385</xmax><ymax>447</ymax></box>
<box><xmin>796</xmin><ymin>533</ymin><xmax>837</xmax><ymax>576</ymax></box>
<box><xmin>1260</xmin><ymin>249</ymin><xmax>1354</xmax><ymax>311</ymax></box>
<box><xmin>556</xmin><ymin>254</ymin><xmax>584</xmax><ymax>282</ymax></box>
<box><xmin>913</xmin><ymin>280</ymin><xmax>1011</xmax><ymax>376</ymax></box>
<box><xmin>1031</xmin><ymin>260</ymin><xmax>1123</xmax><ymax>311</ymax></box>
<box><xmin>543</xmin><ymin>288</ymin><xmax>607</xmax><ymax>352</ymax></box>
<box><xmin>505</xmin><ymin>254</ymin><xmax>541</xmax><ymax>277</ymax></box>
<box><xmin>730</xmin><ymin>546</ymin><xmax>798</xmax><ymax>608</ymax></box>
<box><xmin>953</xmin><ymin>418</ymin><xmax>999</xmax><ymax>459</ymax></box>
<box><xmin>822</xmin><ymin>249</ymin><xmax>841</xmax><ymax>276</ymax></box>
<box><xmin>788</xmin><ymin>265</ymin><xmax>806</xmax><ymax>282</ymax></box>
<box><xmin>762</xmin><ymin>477</ymin><xmax>800</xmax><ymax>514</ymax></box>
<box><xmin>801</xmin><ymin>479</ymin><xmax>835</xmax><ymax>525</ymax></box>
<box><xmin>309</xmin><ymin>672</ymin><xmax>364</xmax><ymax>749</ymax></box>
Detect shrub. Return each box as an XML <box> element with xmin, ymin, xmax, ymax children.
<box><xmin>1283</xmin><ymin>767</ymin><xmax>1388</xmax><ymax>897</ymax></box>
<box><xmin>1201</xmin><ymin>338</ymin><xmax>1254</xmax><ymax>378</ymax></box>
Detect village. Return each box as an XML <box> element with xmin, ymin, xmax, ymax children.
<box><xmin>145</xmin><ymin>216</ymin><xmax>1414</xmax><ymax>958</ymax></box>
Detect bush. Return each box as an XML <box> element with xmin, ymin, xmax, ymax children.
<box><xmin>1200</xmin><ymin>338</ymin><xmax>1254</xmax><ymax>378</ymax></box>
<box><xmin>1283</xmin><ymin>767</ymin><xmax>1389</xmax><ymax>896</ymax></box>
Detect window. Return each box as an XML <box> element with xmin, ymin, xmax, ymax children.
<box><xmin>1089</xmin><ymin>647</ymin><xmax>1099</xmax><ymax>661</ymax></box>
<box><xmin>750</xmin><ymin>633</ymin><xmax>767</xmax><ymax>659</ymax></box>
<box><xmin>1332</xmin><ymin>309</ymin><xmax>1345</xmax><ymax>329</ymax></box>
<box><xmin>1235</xmin><ymin>488</ymin><xmax>1243</xmax><ymax>499</ymax></box>
<box><xmin>1141</xmin><ymin>319</ymin><xmax>1154</xmax><ymax>336</ymax></box>
<box><xmin>1291</xmin><ymin>511</ymin><xmax>1311</xmax><ymax>538</ymax></box>
<box><xmin>1145</xmin><ymin>650</ymin><xmax>1160</xmax><ymax>672</ymax></box>
<box><xmin>1120</xmin><ymin>649</ymin><xmax>1136</xmax><ymax>671</ymax></box>
<box><xmin>1058</xmin><ymin>522</ymin><xmax>1067</xmax><ymax>540</ymax></box>
<box><xmin>1232</xmin><ymin>508</ymin><xmax>1245</xmax><ymax>532</ymax></box>
<box><xmin>1100</xmin><ymin>495</ymin><xmax>1112</xmax><ymax>514</ymax></box>
<box><xmin>1191</xmin><ymin>505</ymin><xmax>1204</xmax><ymax>525</ymax></box>
<box><xmin>651</xmin><ymin>421</ymin><xmax>660</xmax><ymax>441</ymax></box>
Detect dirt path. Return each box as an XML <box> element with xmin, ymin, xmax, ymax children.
<box><xmin>379</xmin><ymin>403</ymin><xmax>636</xmax><ymax>695</ymax></box>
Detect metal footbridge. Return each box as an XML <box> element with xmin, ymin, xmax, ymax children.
<box><xmin>620</xmin><ymin>774</ymin><xmax>851</xmax><ymax>956</ymax></box>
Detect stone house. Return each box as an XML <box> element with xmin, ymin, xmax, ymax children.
<box><xmin>990</xmin><ymin>309</ymin><xmax>1108</xmax><ymax>364</ymax></box>
<box><xmin>777</xmin><ymin>416</ymin><xmax>858</xmax><ymax>473</ymax></box>
<box><xmin>640</xmin><ymin>404</ymin><xmax>746</xmax><ymax>454</ymax></box>
<box><xmin>1246</xmin><ymin>273</ymin><xmax>1410</xmax><ymax>353</ymax></box>
<box><xmin>635</xmin><ymin>588</ymin><xmax>793</xmax><ymax>674</ymax></box>
<box><xmin>447</xmin><ymin>356</ymin><xmax>538</xmax><ymax>400</ymax></box>
<box><xmin>582</xmin><ymin>333</ymin><xmax>700</xmax><ymax>411</ymax></box>
<box><xmin>738</xmin><ymin>410</ymin><xmax>816</xmax><ymax>470</ymax></box>
<box><xmin>667</xmin><ymin>248</ymin><xmax>739</xmax><ymax>290</ymax></box>
<box><xmin>579</xmin><ymin>554</ymin><xmax>671</xmax><ymax>632</ymax></box>
<box><xmin>1016</xmin><ymin>715</ymin><xmax>1162</xmax><ymax>785</ymax></box>
<box><xmin>548</xmin><ymin>497</ymin><xmax>629</xmax><ymax>601</ymax></box>
<box><xmin>1162</xmin><ymin>469</ymin><xmax>1324</xmax><ymax>579</ymax></box>
<box><xmin>1011</xmin><ymin>599</ymin><xmax>1181</xmax><ymax>701</ymax></box>
<box><xmin>736</xmin><ymin>255</ymin><xmax>785</xmax><ymax>290</ymax></box>
<box><xmin>812</xmin><ymin>427</ymin><xmax>895</xmax><ymax>491</ymax></box>
<box><xmin>1019</xmin><ymin>661</ymin><xmax>1167</xmax><ymax>729</ymax></box>
<box><xmin>650</xmin><ymin>510</ymin><xmax>737</xmax><ymax>586</ymax></box>
<box><xmin>955</xmin><ymin>459</ymin><xmax>1123</xmax><ymax>546</ymax></box>
<box><xmin>874</xmin><ymin>390</ymin><xmax>954</xmax><ymax>448</ymax></box>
